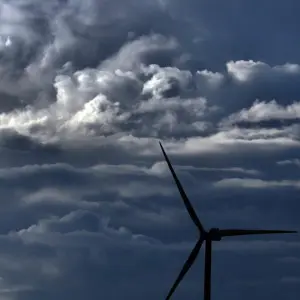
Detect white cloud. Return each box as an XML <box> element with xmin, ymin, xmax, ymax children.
<box><xmin>101</xmin><ymin>34</ymin><xmax>179</xmax><ymax>71</ymax></box>
<box><xmin>214</xmin><ymin>178</ymin><xmax>300</xmax><ymax>189</ymax></box>
<box><xmin>150</xmin><ymin>161</ymin><xmax>260</xmax><ymax>176</ymax></box>
<box><xmin>1</xmin><ymin>54</ymin><xmax>300</xmax><ymax>157</ymax></box>
<box><xmin>21</xmin><ymin>188</ymin><xmax>100</xmax><ymax>209</ymax></box>
<box><xmin>0</xmin><ymin>57</ymin><xmax>213</xmax><ymax>144</ymax></box>
<box><xmin>227</xmin><ymin>60</ymin><xmax>300</xmax><ymax>83</ymax></box>
<box><xmin>160</xmin><ymin>126</ymin><xmax>300</xmax><ymax>157</ymax></box>
<box><xmin>222</xmin><ymin>100</ymin><xmax>300</xmax><ymax>125</ymax></box>
<box><xmin>195</xmin><ymin>70</ymin><xmax>224</xmax><ymax>88</ymax></box>
<box><xmin>277</xmin><ymin>159</ymin><xmax>300</xmax><ymax>167</ymax></box>
<box><xmin>12</xmin><ymin>210</ymin><xmax>164</xmax><ymax>251</ymax></box>
<box><xmin>8</xmin><ymin>210</ymin><xmax>300</xmax><ymax>254</ymax></box>
<box><xmin>141</xmin><ymin>65</ymin><xmax>192</xmax><ymax>98</ymax></box>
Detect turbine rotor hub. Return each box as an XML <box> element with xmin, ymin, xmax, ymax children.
<box><xmin>207</xmin><ymin>228</ymin><xmax>222</xmax><ymax>241</ymax></box>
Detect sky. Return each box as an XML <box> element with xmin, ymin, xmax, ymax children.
<box><xmin>0</xmin><ymin>0</ymin><xmax>299</xmax><ymax>299</ymax></box>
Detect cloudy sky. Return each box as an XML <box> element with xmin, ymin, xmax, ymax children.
<box><xmin>0</xmin><ymin>0</ymin><xmax>299</xmax><ymax>299</ymax></box>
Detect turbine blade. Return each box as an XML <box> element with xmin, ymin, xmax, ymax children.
<box><xmin>166</xmin><ymin>238</ymin><xmax>204</xmax><ymax>300</ymax></box>
<box><xmin>220</xmin><ymin>229</ymin><xmax>297</xmax><ymax>237</ymax></box>
<box><xmin>159</xmin><ymin>142</ymin><xmax>204</xmax><ymax>232</ymax></box>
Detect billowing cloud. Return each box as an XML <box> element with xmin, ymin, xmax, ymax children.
<box><xmin>0</xmin><ymin>1</ymin><xmax>299</xmax><ymax>300</ymax></box>
<box><xmin>222</xmin><ymin>100</ymin><xmax>300</xmax><ymax>125</ymax></box>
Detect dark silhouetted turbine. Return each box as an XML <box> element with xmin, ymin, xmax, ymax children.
<box><xmin>159</xmin><ymin>142</ymin><xmax>297</xmax><ymax>300</ymax></box>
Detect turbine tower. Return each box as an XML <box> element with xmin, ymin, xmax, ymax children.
<box><xmin>159</xmin><ymin>142</ymin><xmax>297</xmax><ymax>300</ymax></box>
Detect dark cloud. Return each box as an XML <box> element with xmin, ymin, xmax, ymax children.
<box><xmin>0</xmin><ymin>0</ymin><xmax>299</xmax><ymax>300</ymax></box>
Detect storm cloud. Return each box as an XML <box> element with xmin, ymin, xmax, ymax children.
<box><xmin>0</xmin><ymin>1</ymin><xmax>299</xmax><ymax>300</ymax></box>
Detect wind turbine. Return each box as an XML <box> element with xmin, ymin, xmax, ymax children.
<box><xmin>159</xmin><ymin>142</ymin><xmax>297</xmax><ymax>300</ymax></box>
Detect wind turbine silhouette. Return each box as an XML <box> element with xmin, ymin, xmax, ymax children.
<box><xmin>159</xmin><ymin>142</ymin><xmax>297</xmax><ymax>300</ymax></box>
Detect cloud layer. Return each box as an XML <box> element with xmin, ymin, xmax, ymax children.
<box><xmin>0</xmin><ymin>1</ymin><xmax>299</xmax><ymax>300</ymax></box>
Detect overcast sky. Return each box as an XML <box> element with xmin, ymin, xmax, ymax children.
<box><xmin>0</xmin><ymin>0</ymin><xmax>299</xmax><ymax>299</ymax></box>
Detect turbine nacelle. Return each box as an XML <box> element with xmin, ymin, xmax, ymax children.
<box><xmin>206</xmin><ymin>228</ymin><xmax>222</xmax><ymax>241</ymax></box>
